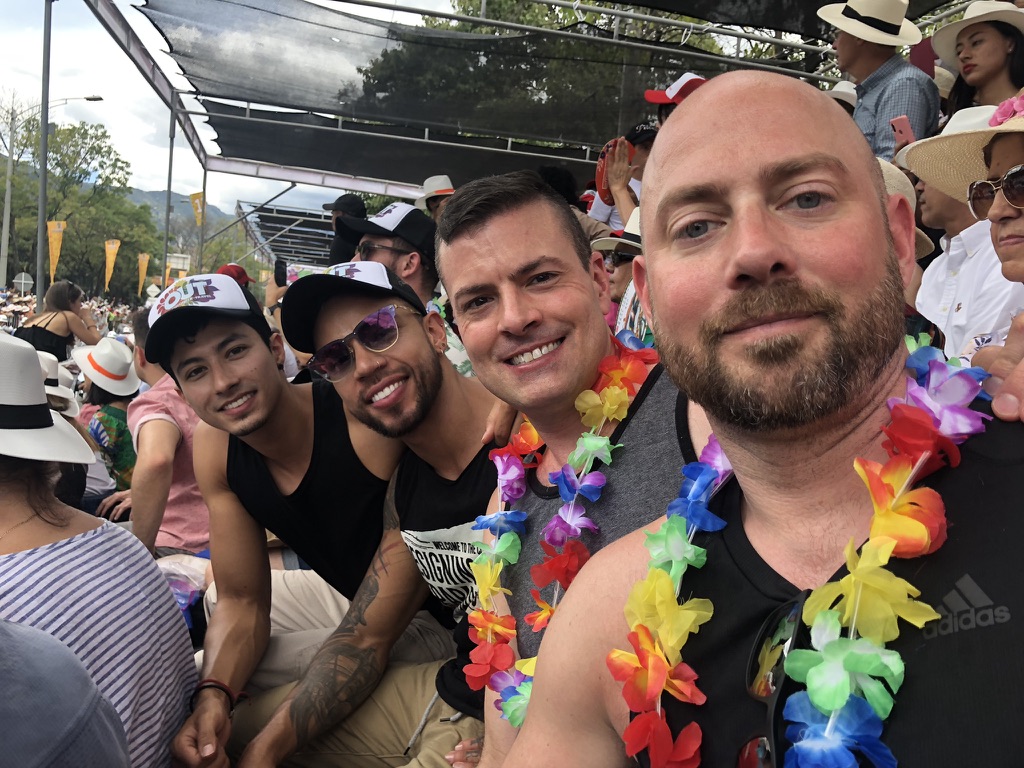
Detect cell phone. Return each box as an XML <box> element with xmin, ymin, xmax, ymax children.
<box><xmin>890</xmin><ymin>115</ymin><xmax>915</xmax><ymax>145</ymax></box>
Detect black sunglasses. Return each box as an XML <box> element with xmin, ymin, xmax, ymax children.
<box><xmin>307</xmin><ymin>304</ymin><xmax>417</xmax><ymax>382</ymax></box>
<box><xmin>355</xmin><ymin>241</ymin><xmax>412</xmax><ymax>259</ymax></box>
<box><xmin>968</xmin><ymin>163</ymin><xmax>1024</xmax><ymax>220</ymax></box>
<box><xmin>737</xmin><ymin>590</ymin><xmax>811</xmax><ymax>768</ymax></box>
<box><xmin>603</xmin><ymin>250</ymin><xmax>638</xmax><ymax>270</ymax></box>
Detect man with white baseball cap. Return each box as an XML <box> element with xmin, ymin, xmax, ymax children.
<box><xmin>818</xmin><ymin>0</ymin><xmax>939</xmax><ymax>159</ymax></box>
<box><xmin>643</xmin><ymin>72</ymin><xmax>707</xmax><ymax>125</ymax></box>
<box><xmin>146</xmin><ymin>275</ymin><xmax>453</xmax><ymax>767</ymax></box>
<box><xmin>415</xmin><ymin>174</ymin><xmax>456</xmax><ymax>220</ymax></box>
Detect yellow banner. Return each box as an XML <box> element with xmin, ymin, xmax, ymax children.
<box><xmin>190</xmin><ymin>192</ymin><xmax>205</xmax><ymax>227</ymax></box>
<box><xmin>137</xmin><ymin>253</ymin><xmax>151</xmax><ymax>296</ymax></box>
<box><xmin>164</xmin><ymin>260</ymin><xmax>172</xmax><ymax>288</ymax></box>
<box><xmin>47</xmin><ymin>221</ymin><xmax>66</xmax><ymax>282</ymax></box>
<box><xmin>177</xmin><ymin>270</ymin><xmax>187</xmax><ymax>279</ymax></box>
<box><xmin>104</xmin><ymin>239</ymin><xmax>121</xmax><ymax>292</ymax></box>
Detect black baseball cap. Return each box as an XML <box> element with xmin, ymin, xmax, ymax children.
<box><xmin>322</xmin><ymin>193</ymin><xmax>367</xmax><ymax>218</ymax></box>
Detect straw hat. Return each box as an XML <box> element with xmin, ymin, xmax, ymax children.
<box><xmin>71</xmin><ymin>337</ymin><xmax>141</xmax><ymax>397</ymax></box>
<box><xmin>37</xmin><ymin>351</ymin><xmax>80</xmax><ymax>417</ymax></box>
<box><xmin>876</xmin><ymin>159</ymin><xmax>935</xmax><ymax>260</ymax></box>
<box><xmin>0</xmin><ymin>333</ymin><xmax>94</xmax><ymax>464</ymax></box>
<box><xmin>933</xmin><ymin>65</ymin><xmax>956</xmax><ymax>99</ymax></box>
<box><xmin>828</xmin><ymin>80</ymin><xmax>859</xmax><ymax>108</ymax></box>
<box><xmin>817</xmin><ymin>0</ymin><xmax>923</xmax><ymax>47</ymax></box>
<box><xmin>931</xmin><ymin>1</ymin><xmax>1024</xmax><ymax>68</ymax></box>
<box><xmin>414</xmin><ymin>175</ymin><xmax>456</xmax><ymax>211</ymax></box>
<box><xmin>897</xmin><ymin>103</ymin><xmax>1000</xmax><ymax>201</ymax></box>
<box><xmin>591</xmin><ymin>208</ymin><xmax>642</xmax><ymax>252</ymax></box>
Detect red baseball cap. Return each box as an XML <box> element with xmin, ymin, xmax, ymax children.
<box><xmin>216</xmin><ymin>263</ymin><xmax>255</xmax><ymax>286</ymax></box>
<box><xmin>644</xmin><ymin>73</ymin><xmax>707</xmax><ymax>105</ymax></box>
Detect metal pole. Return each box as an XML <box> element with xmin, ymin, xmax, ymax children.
<box><xmin>197</xmin><ymin>166</ymin><xmax>207</xmax><ymax>271</ymax></box>
<box><xmin>160</xmin><ymin>104</ymin><xmax>175</xmax><ymax>286</ymax></box>
<box><xmin>35</xmin><ymin>0</ymin><xmax>53</xmax><ymax>310</ymax></box>
<box><xmin>1</xmin><ymin>106</ymin><xmax>15</xmax><ymax>289</ymax></box>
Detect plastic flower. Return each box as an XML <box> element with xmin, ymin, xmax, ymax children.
<box><xmin>492</xmin><ymin>453</ymin><xmax>527</xmax><ymax>503</ymax></box>
<box><xmin>530</xmin><ymin>539</ymin><xmax>591</xmax><ymax>590</ymax></box>
<box><xmin>990</xmin><ymin>93</ymin><xmax>1024</xmax><ymax>127</ymax></box>
<box><xmin>607</xmin><ymin>624</ymin><xmax>706</xmax><ymax>712</ymax></box>
<box><xmin>645</xmin><ymin>514</ymin><xmax>708</xmax><ymax>590</ymax></box>
<box><xmin>882</xmin><ymin>403</ymin><xmax>960</xmax><ymax>478</ymax></box>
<box><xmin>524</xmin><ymin>589</ymin><xmax>555</xmax><ymax>631</ymax></box>
<box><xmin>667</xmin><ymin>462</ymin><xmax>727</xmax><ymax>532</ymax></box>
<box><xmin>698</xmin><ymin>434</ymin><xmax>732</xmax><ymax>484</ymax></box>
<box><xmin>471</xmin><ymin>531</ymin><xmax>522</xmax><ymax>566</ymax></box>
<box><xmin>904</xmin><ymin>335</ymin><xmax>947</xmax><ymax>384</ymax></box>
<box><xmin>567</xmin><ymin>432</ymin><xmax>622</xmax><ymax>472</ymax></box>
<box><xmin>472</xmin><ymin>510</ymin><xmax>528</xmax><ymax>537</ymax></box>
<box><xmin>575</xmin><ymin>385</ymin><xmax>630</xmax><ymax>428</ymax></box>
<box><xmin>783</xmin><ymin>692</ymin><xmax>896</xmax><ymax>768</ymax></box>
<box><xmin>802</xmin><ymin>538</ymin><xmax>940</xmax><ymax>645</ymax></box>
<box><xmin>499</xmin><ymin>680</ymin><xmax>533</xmax><ymax>727</ymax></box>
<box><xmin>624</xmin><ymin>568</ymin><xmax>713</xmax><ymax>664</ymax></box>
<box><xmin>898</xmin><ymin>363</ymin><xmax>990</xmax><ymax>441</ymax></box>
<box><xmin>854</xmin><ymin>456</ymin><xmax>947</xmax><ymax>558</ymax></box>
<box><xmin>467</xmin><ymin>609</ymin><xmax>517</xmax><ymax>645</ymax></box>
<box><xmin>549</xmin><ymin>464</ymin><xmax>606</xmax><ymax>503</ymax></box>
<box><xmin>471</xmin><ymin>558</ymin><xmax>512</xmax><ymax>610</ymax></box>
<box><xmin>509</xmin><ymin>420</ymin><xmax>543</xmax><ymax>459</ymax></box>
<box><xmin>464</xmin><ymin>640</ymin><xmax>516</xmax><ymax>691</ymax></box>
<box><xmin>542</xmin><ymin>501</ymin><xmax>599</xmax><ymax>547</ymax></box>
<box><xmin>622</xmin><ymin>712</ymin><xmax>701</xmax><ymax>768</ymax></box>
<box><xmin>784</xmin><ymin>610</ymin><xmax>905</xmax><ymax>719</ymax></box>
<box><xmin>596</xmin><ymin>347</ymin><xmax>651</xmax><ymax>395</ymax></box>
<box><xmin>515</xmin><ymin>656</ymin><xmax>537</xmax><ymax>676</ymax></box>
<box><xmin>615</xmin><ymin>328</ymin><xmax>655</xmax><ymax>350</ymax></box>
<box><xmin>488</xmin><ymin>667</ymin><xmax>526</xmax><ymax>697</ymax></box>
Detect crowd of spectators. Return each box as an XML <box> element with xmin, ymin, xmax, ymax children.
<box><xmin>7</xmin><ymin>1</ymin><xmax>1024</xmax><ymax>765</ymax></box>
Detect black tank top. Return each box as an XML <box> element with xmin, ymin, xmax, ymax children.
<box><xmin>225</xmin><ymin>381</ymin><xmax>388</xmax><ymax>599</ymax></box>
<box><xmin>15</xmin><ymin>312</ymin><xmax>74</xmax><ymax>361</ymax></box>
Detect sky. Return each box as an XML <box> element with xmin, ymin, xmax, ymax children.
<box><xmin>0</xmin><ymin>0</ymin><xmax>446</xmax><ymax>215</ymax></box>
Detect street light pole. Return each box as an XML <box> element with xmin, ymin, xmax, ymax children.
<box><xmin>35</xmin><ymin>0</ymin><xmax>54</xmax><ymax>311</ymax></box>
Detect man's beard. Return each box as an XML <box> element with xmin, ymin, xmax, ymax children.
<box><xmin>653</xmin><ymin>254</ymin><xmax>906</xmax><ymax>432</ymax></box>
<box><xmin>353</xmin><ymin>354</ymin><xmax>443</xmax><ymax>438</ymax></box>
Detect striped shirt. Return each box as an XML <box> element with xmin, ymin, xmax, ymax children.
<box><xmin>0</xmin><ymin>523</ymin><xmax>197</xmax><ymax>766</ymax></box>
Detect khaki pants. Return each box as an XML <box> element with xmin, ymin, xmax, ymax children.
<box><xmin>229</xmin><ymin>659</ymin><xmax>483</xmax><ymax>767</ymax></box>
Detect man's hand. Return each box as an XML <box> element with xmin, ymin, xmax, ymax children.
<box><xmin>97</xmin><ymin>489</ymin><xmax>132</xmax><ymax>521</ymax></box>
<box><xmin>980</xmin><ymin>314</ymin><xmax>1024</xmax><ymax>421</ymax></box>
<box><xmin>171</xmin><ymin>694</ymin><xmax>233</xmax><ymax>768</ymax></box>
<box><xmin>446</xmin><ymin>737</ymin><xmax>483</xmax><ymax>767</ymax></box>
<box><xmin>605</xmin><ymin>139</ymin><xmax>632</xmax><ymax>195</ymax></box>
<box><xmin>481</xmin><ymin>401</ymin><xmax>517</xmax><ymax>447</ymax></box>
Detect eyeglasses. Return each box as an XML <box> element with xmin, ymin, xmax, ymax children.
<box><xmin>967</xmin><ymin>164</ymin><xmax>1024</xmax><ymax>220</ymax></box>
<box><xmin>603</xmin><ymin>250</ymin><xmax>638</xmax><ymax>270</ymax></box>
<box><xmin>355</xmin><ymin>241</ymin><xmax>412</xmax><ymax>259</ymax></box>
<box><xmin>736</xmin><ymin>590</ymin><xmax>811</xmax><ymax>768</ymax></box>
<box><xmin>307</xmin><ymin>304</ymin><xmax>418</xmax><ymax>381</ymax></box>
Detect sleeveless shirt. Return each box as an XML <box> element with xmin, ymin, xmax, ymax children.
<box><xmin>15</xmin><ymin>312</ymin><xmax>75</xmax><ymax>361</ymax></box>
<box><xmin>225</xmin><ymin>381</ymin><xmax>388</xmax><ymax>599</ymax></box>
<box><xmin>508</xmin><ymin>365</ymin><xmax>698</xmax><ymax>660</ymax></box>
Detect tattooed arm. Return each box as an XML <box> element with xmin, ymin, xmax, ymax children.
<box><xmin>237</xmin><ymin>474</ymin><xmax>431</xmax><ymax>765</ymax></box>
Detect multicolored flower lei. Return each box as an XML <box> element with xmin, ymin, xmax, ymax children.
<box><xmin>466</xmin><ymin>334</ymin><xmax>658</xmax><ymax>725</ymax></box>
<box><xmin>607</xmin><ymin>338</ymin><xmax>991</xmax><ymax>767</ymax></box>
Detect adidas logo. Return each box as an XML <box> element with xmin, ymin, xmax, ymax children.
<box><xmin>922</xmin><ymin>574</ymin><xmax>1010</xmax><ymax>639</ymax></box>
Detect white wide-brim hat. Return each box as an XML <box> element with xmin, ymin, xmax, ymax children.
<box><xmin>37</xmin><ymin>351</ymin><xmax>79</xmax><ymax>418</ymax></box>
<box><xmin>829</xmin><ymin>80</ymin><xmax>859</xmax><ymax>108</ymax></box>
<box><xmin>931</xmin><ymin>1</ymin><xmax>1024</xmax><ymax>68</ymax></box>
<box><xmin>818</xmin><ymin>0</ymin><xmax>923</xmax><ymax>47</ymax></box>
<box><xmin>415</xmin><ymin>175</ymin><xmax>456</xmax><ymax>210</ymax></box>
<box><xmin>877</xmin><ymin>159</ymin><xmax>935</xmax><ymax>260</ymax></box>
<box><xmin>0</xmin><ymin>334</ymin><xmax>94</xmax><ymax>464</ymax></box>
<box><xmin>898</xmin><ymin>103</ymin><xmax>1001</xmax><ymax>202</ymax></box>
<box><xmin>592</xmin><ymin>208</ymin><xmax>643</xmax><ymax>252</ymax></box>
<box><xmin>72</xmin><ymin>336</ymin><xmax>140</xmax><ymax>397</ymax></box>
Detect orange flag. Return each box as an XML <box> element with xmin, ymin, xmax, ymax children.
<box><xmin>47</xmin><ymin>221</ymin><xmax>66</xmax><ymax>282</ymax></box>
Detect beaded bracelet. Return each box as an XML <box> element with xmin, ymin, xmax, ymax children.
<box><xmin>189</xmin><ymin>678</ymin><xmax>246</xmax><ymax>715</ymax></box>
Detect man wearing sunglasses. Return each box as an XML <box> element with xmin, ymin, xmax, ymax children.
<box><xmin>143</xmin><ymin>274</ymin><xmax>455</xmax><ymax>768</ymax></box>
<box><xmin>235</xmin><ymin>259</ymin><xmax>500</xmax><ymax>766</ymax></box>
<box><xmin>496</xmin><ymin>72</ymin><xmax>1024</xmax><ymax>768</ymax></box>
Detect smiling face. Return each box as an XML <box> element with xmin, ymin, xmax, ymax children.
<box><xmin>636</xmin><ymin>72</ymin><xmax>914</xmax><ymax>432</ymax></box>
<box><xmin>438</xmin><ymin>199</ymin><xmax>613</xmax><ymax>420</ymax></box>
<box><xmin>169</xmin><ymin>317</ymin><xmax>286</xmax><ymax>437</ymax></box>
<box><xmin>985</xmin><ymin>133</ymin><xmax>1024</xmax><ymax>282</ymax></box>
<box><xmin>956</xmin><ymin>22</ymin><xmax>1014</xmax><ymax>90</ymax></box>
<box><xmin>313</xmin><ymin>295</ymin><xmax>443</xmax><ymax>438</ymax></box>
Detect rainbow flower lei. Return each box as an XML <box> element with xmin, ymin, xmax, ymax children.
<box><xmin>606</xmin><ymin>338</ymin><xmax>992</xmax><ymax>767</ymax></box>
<box><xmin>466</xmin><ymin>334</ymin><xmax>658</xmax><ymax>725</ymax></box>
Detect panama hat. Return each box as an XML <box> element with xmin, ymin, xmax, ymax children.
<box><xmin>591</xmin><ymin>208</ymin><xmax>643</xmax><ymax>252</ymax></box>
<box><xmin>898</xmin><ymin>103</ymin><xmax>1000</xmax><ymax>201</ymax></box>
<box><xmin>0</xmin><ymin>333</ymin><xmax>94</xmax><ymax>464</ymax></box>
<box><xmin>828</xmin><ymin>80</ymin><xmax>859</xmax><ymax>108</ymax></box>
<box><xmin>37</xmin><ymin>351</ymin><xmax>79</xmax><ymax>417</ymax></box>
<box><xmin>817</xmin><ymin>0</ymin><xmax>923</xmax><ymax>47</ymax></box>
<box><xmin>931</xmin><ymin>1</ymin><xmax>1024</xmax><ymax>68</ymax></box>
<box><xmin>877</xmin><ymin>159</ymin><xmax>935</xmax><ymax>260</ymax></box>
<box><xmin>72</xmin><ymin>337</ymin><xmax>141</xmax><ymax>397</ymax></box>
<box><xmin>933</xmin><ymin>65</ymin><xmax>956</xmax><ymax>99</ymax></box>
<box><xmin>414</xmin><ymin>175</ymin><xmax>456</xmax><ymax>211</ymax></box>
